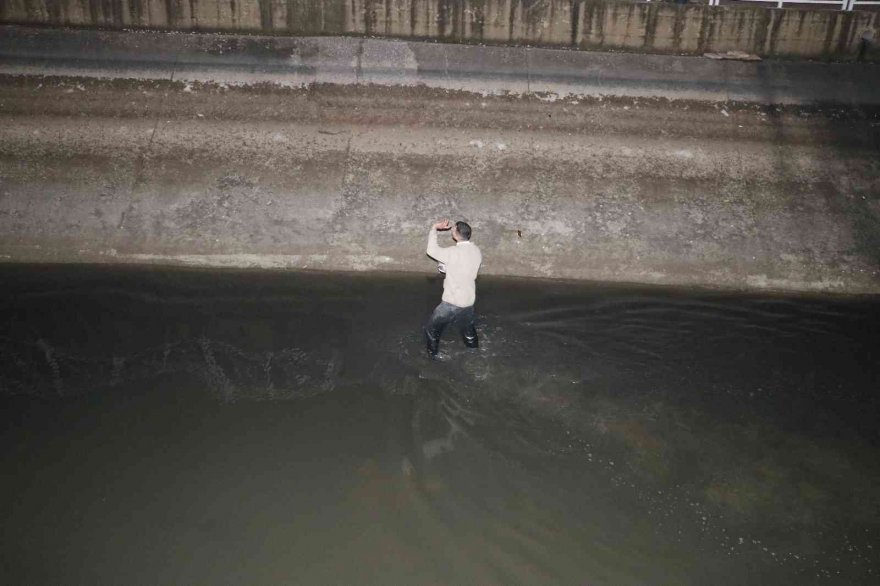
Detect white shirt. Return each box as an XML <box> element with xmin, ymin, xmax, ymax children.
<box><xmin>427</xmin><ymin>228</ymin><xmax>482</xmax><ymax>308</ymax></box>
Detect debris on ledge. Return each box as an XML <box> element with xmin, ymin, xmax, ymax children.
<box><xmin>704</xmin><ymin>51</ymin><xmax>762</xmax><ymax>62</ymax></box>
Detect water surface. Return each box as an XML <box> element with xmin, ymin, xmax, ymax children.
<box><xmin>1</xmin><ymin>265</ymin><xmax>878</xmax><ymax>584</ymax></box>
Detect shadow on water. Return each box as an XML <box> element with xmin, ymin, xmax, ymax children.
<box><xmin>1</xmin><ymin>265</ymin><xmax>878</xmax><ymax>585</ymax></box>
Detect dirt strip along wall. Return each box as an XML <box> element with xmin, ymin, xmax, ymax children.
<box><xmin>1</xmin><ymin>0</ymin><xmax>878</xmax><ymax>60</ymax></box>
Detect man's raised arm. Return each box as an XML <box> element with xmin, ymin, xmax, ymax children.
<box><xmin>427</xmin><ymin>219</ymin><xmax>452</xmax><ymax>263</ymax></box>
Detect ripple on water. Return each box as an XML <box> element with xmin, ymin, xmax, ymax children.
<box><xmin>1</xmin><ymin>268</ymin><xmax>878</xmax><ymax>584</ymax></box>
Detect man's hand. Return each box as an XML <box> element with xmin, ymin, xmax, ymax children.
<box><xmin>433</xmin><ymin>219</ymin><xmax>451</xmax><ymax>231</ymax></box>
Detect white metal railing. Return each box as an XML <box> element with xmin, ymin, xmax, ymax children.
<box><xmin>707</xmin><ymin>0</ymin><xmax>880</xmax><ymax>9</ymax></box>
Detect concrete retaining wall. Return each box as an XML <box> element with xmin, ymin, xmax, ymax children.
<box><xmin>2</xmin><ymin>74</ymin><xmax>879</xmax><ymax>294</ymax></box>
<box><xmin>1</xmin><ymin>0</ymin><xmax>878</xmax><ymax>60</ymax></box>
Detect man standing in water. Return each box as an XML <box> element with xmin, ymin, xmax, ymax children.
<box><xmin>424</xmin><ymin>219</ymin><xmax>482</xmax><ymax>357</ymax></box>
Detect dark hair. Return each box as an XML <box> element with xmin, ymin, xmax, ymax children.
<box><xmin>455</xmin><ymin>221</ymin><xmax>472</xmax><ymax>241</ymax></box>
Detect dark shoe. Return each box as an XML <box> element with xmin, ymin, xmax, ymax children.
<box><xmin>464</xmin><ymin>334</ymin><xmax>479</xmax><ymax>349</ymax></box>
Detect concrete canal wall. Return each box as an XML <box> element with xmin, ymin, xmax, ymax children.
<box><xmin>2</xmin><ymin>0</ymin><xmax>879</xmax><ymax>60</ymax></box>
<box><xmin>0</xmin><ymin>28</ymin><xmax>878</xmax><ymax>293</ymax></box>
<box><xmin>1</xmin><ymin>73</ymin><xmax>878</xmax><ymax>294</ymax></box>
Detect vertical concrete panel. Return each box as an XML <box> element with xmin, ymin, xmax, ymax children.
<box><xmin>215</xmin><ymin>0</ymin><xmax>233</xmax><ymax>29</ymax></box>
<box><xmin>161</xmin><ymin>0</ymin><xmax>176</xmax><ymax>27</ymax></box>
<box><xmin>452</xmin><ymin>0</ymin><xmax>465</xmax><ymax>40</ymax></box>
<box><xmin>48</xmin><ymin>0</ymin><xmax>63</xmax><ymax>23</ymax></box>
<box><xmin>426</xmin><ymin>0</ymin><xmax>441</xmax><ymax>38</ymax></box>
<box><xmin>762</xmin><ymin>8</ymin><xmax>781</xmax><ymax>54</ymax></box>
<box><xmin>763</xmin><ymin>10</ymin><xmax>827</xmax><ymax>57</ymax></box>
<box><xmin>370</xmin><ymin>0</ymin><xmax>386</xmax><ymax>33</ymax></box>
<box><xmin>382</xmin><ymin>0</ymin><xmax>411</xmax><ymax>37</ymax></box>
<box><xmin>599</xmin><ymin>2</ymin><xmax>646</xmax><ymax>49</ymax></box>
<box><xmin>481</xmin><ymin>0</ymin><xmax>509</xmax><ymax>42</ymax></box>
<box><xmin>508</xmin><ymin>0</ymin><xmax>520</xmax><ymax>40</ymax></box>
<box><xmin>267</xmin><ymin>0</ymin><xmax>284</xmax><ymax>30</ymax></box>
<box><xmin>89</xmin><ymin>0</ymin><xmax>126</xmax><ymax>26</ymax></box>
<box><xmin>578</xmin><ymin>1</ymin><xmax>603</xmax><ymax>49</ymax></box>
<box><xmin>86</xmin><ymin>0</ymin><xmax>100</xmax><ymax>24</ymax></box>
<box><xmin>625</xmin><ymin>3</ymin><xmax>648</xmax><ymax>49</ymax></box>
<box><xmin>167</xmin><ymin>0</ymin><xmax>194</xmax><ymax>28</ymax></box>
<box><xmin>732</xmin><ymin>8</ymin><xmax>762</xmax><ymax>54</ymax></box>
<box><xmin>94</xmin><ymin>0</ymin><xmax>107</xmax><ymax>25</ymax></box>
<box><xmin>704</xmin><ymin>7</ymin><xmax>765</xmax><ymax>54</ymax></box>
<box><xmin>134</xmin><ymin>0</ymin><xmax>146</xmax><ymax>26</ymax></box>
<box><xmin>649</xmin><ymin>5</ymin><xmax>679</xmax><ymax>52</ymax></box>
<box><xmin>842</xmin><ymin>11</ymin><xmax>874</xmax><ymax>57</ymax></box>
<box><xmin>8</xmin><ymin>0</ymin><xmax>49</xmax><ymax>23</ymax></box>
<box><xmin>51</xmin><ymin>0</ymin><xmax>72</xmax><ymax>24</ymax></box>
<box><xmin>39</xmin><ymin>0</ymin><xmax>53</xmax><ymax>22</ymax></box>
<box><xmin>1</xmin><ymin>1</ymin><xmax>16</xmax><ymax>22</ymax></box>
<box><xmin>642</xmin><ymin>2</ymin><xmax>658</xmax><ymax>49</ymax></box>
<box><xmin>836</xmin><ymin>11</ymin><xmax>856</xmax><ymax>56</ymax></box>
<box><xmin>386</xmin><ymin>0</ymin><xmax>398</xmax><ymax>34</ymax></box>
<box><xmin>443</xmin><ymin>0</ymin><xmax>466</xmax><ymax>40</ymax></box>
<box><xmin>407</xmin><ymin>0</ymin><xmax>426</xmax><ymax>37</ymax></box>
<box><xmin>345</xmin><ymin>0</ymin><xmax>363</xmax><ymax>33</ymax></box>
<box><xmin>604</xmin><ymin>2</ymin><xmax>625</xmax><ymax>48</ymax></box>
<box><xmin>192</xmin><ymin>0</ymin><xmax>218</xmax><ymax>28</ymax></box>
<box><xmin>508</xmin><ymin>0</ymin><xmax>521</xmax><ymax>41</ymax></box>
<box><xmin>164</xmin><ymin>0</ymin><xmax>179</xmax><ymax>27</ymax></box>
<box><xmin>542</xmin><ymin>0</ymin><xmax>573</xmax><ymax>46</ymax></box>
<box><xmin>434</xmin><ymin>0</ymin><xmax>448</xmax><ymax>38</ymax></box>
<box><xmin>411</xmin><ymin>0</ymin><xmax>438</xmax><ymax>38</ymax></box>
<box><xmin>784</xmin><ymin>11</ymin><xmax>834</xmax><ymax>57</ymax></box>
<box><xmin>514</xmin><ymin>0</ymin><xmax>566</xmax><ymax>45</ymax></box>
<box><xmin>868</xmin><ymin>13</ymin><xmax>880</xmax><ymax>61</ymax></box>
<box><xmin>320</xmin><ymin>0</ymin><xmax>346</xmax><ymax>33</ymax></box>
<box><xmin>461</xmin><ymin>0</ymin><xmax>483</xmax><ymax>41</ymax></box>
<box><xmin>234</xmin><ymin>0</ymin><xmax>262</xmax><ymax>29</ymax></box>
<box><xmin>141</xmin><ymin>0</ymin><xmax>167</xmax><ymax>26</ymax></box>
<box><xmin>822</xmin><ymin>12</ymin><xmax>843</xmax><ymax>58</ymax></box>
<box><xmin>677</xmin><ymin>5</ymin><xmax>704</xmax><ymax>54</ymax></box>
<box><xmin>47</xmin><ymin>0</ymin><xmax>67</xmax><ymax>24</ymax></box>
<box><xmin>5</xmin><ymin>0</ymin><xmax>22</xmax><ymax>22</ymax></box>
<box><xmin>123</xmin><ymin>0</ymin><xmax>143</xmax><ymax>26</ymax></box>
<box><xmin>255</xmin><ymin>0</ymin><xmax>271</xmax><ymax>28</ymax></box>
<box><xmin>451</xmin><ymin>0</ymin><xmax>465</xmax><ymax>39</ymax></box>
<box><xmin>68</xmin><ymin>0</ymin><xmax>91</xmax><ymax>25</ymax></box>
<box><xmin>116</xmin><ymin>0</ymin><xmax>130</xmax><ymax>25</ymax></box>
<box><xmin>386</xmin><ymin>0</ymin><xmax>409</xmax><ymax>36</ymax></box>
<box><xmin>571</xmin><ymin>0</ymin><xmax>584</xmax><ymax>45</ymax></box>
<box><xmin>38</xmin><ymin>0</ymin><xmax>58</xmax><ymax>23</ymax></box>
<box><xmin>287</xmin><ymin>0</ymin><xmax>324</xmax><ymax>33</ymax></box>
<box><xmin>367</xmin><ymin>0</ymin><xmax>380</xmax><ymax>34</ymax></box>
<box><xmin>514</xmin><ymin>0</ymin><xmax>529</xmax><ymax>42</ymax></box>
<box><xmin>440</xmin><ymin>0</ymin><xmax>451</xmax><ymax>38</ymax></box>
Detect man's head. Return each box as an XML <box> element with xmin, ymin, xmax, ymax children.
<box><xmin>453</xmin><ymin>221</ymin><xmax>472</xmax><ymax>242</ymax></box>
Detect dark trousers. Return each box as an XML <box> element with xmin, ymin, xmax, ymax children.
<box><xmin>424</xmin><ymin>302</ymin><xmax>478</xmax><ymax>356</ymax></box>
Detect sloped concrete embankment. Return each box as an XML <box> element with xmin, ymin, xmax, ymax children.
<box><xmin>1</xmin><ymin>0</ymin><xmax>878</xmax><ymax>61</ymax></box>
<box><xmin>1</xmin><ymin>77</ymin><xmax>878</xmax><ymax>293</ymax></box>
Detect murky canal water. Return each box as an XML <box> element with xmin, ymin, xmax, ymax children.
<box><xmin>1</xmin><ymin>265</ymin><xmax>878</xmax><ymax>585</ymax></box>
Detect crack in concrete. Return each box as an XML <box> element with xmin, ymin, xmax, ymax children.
<box><xmin>526</xmin><ymin>48</ymin><xmax>532</xmax><ymax>95</ymax></box>
<box><xmin>355</xmin><ymin>38</ymin><xmax>364</xmax><ymax>84</ymax></box>
<box><xmin>118</xmin><ymin>54</ymin><xmax>179</xmax><ymax>231</ymax></box>
<box><xmin>334</xmin><ymin>131</ymin><xmax>356</xmax><ymax>223</ymax></box>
